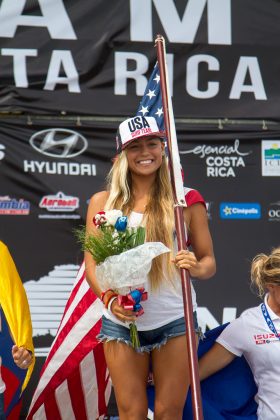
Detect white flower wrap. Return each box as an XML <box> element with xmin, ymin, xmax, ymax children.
<box><xmin>95</xmin><ymin>242</ymin><xmax>170</xmax><ymax>294</ymax></box>
<box><xmin>105</xmin><ymin>210</ymin><xmax>123</xmax><ymax>226</ymax></box>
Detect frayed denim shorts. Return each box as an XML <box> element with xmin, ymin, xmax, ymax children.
<box><xmin>98</xmin><ymin>312</ymin><xmax>200</xmax><ymax>353</ymax></box>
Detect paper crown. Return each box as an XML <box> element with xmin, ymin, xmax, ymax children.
<box><xmin>116</xmin><ymin>116</ymin><xmax>165</xmax><ymax>153</ymax></box>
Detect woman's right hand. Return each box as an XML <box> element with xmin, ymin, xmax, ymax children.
<box><xmin>110</xmin><ymin>298</ymin><xmax>138</xmax><ymax>323</ymax></box>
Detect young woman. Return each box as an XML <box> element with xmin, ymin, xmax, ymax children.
<box><xmin>85</xmin><ymin>115</ymin><xmax>216</xmax><ymax>419</ymax></box>
<box><xmin>199</xmin><ymin>247</ymin><xmax>280</xmax><ymax>420</ymax></box>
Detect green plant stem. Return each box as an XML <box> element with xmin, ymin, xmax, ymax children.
<box><xmin>129</xmin><ymin>322</ymin><xmax>140</xmax><ymax>350</ymax></box>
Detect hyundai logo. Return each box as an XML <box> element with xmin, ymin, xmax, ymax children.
<box><xmin>29</xmin><ymin>129</ymin><xmax>88</xmax><ymax>158</ymax></box>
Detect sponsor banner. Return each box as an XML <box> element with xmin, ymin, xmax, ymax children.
<box><xmin>0</xmin><ymin>117</ymin><xmax>113</xmax><ymax>297</ymax></box>
<box><xmin>0</xmin><ymin>119</ymin><xmax>279</xmax><ymax>413</ymax></box>
<box><xmin>267</xmin><ymin>201</ymin><xmax>280</xmax><ymax>222</ymax></box>
<box><xmin>38</xmin><ymin>191</ymin><xmax>81</xmax><ymax>219</ymax></box>
<box><xmin>220</xmin><ymin>203</ymin><xmax>261</xmax><ymax>220</ymax></box>
<box><xmin>180</xmin><ymin>139</ymin><xmax>252</xmax><ymax>178</ymax></box>
<box><xmin>261</xmin><ymin>140</ymin><xmax>280</xmax><ymax>176</ymax></box>
<box><xmin>1</xmin><ymin>0</ymin><xmax>280</xmax><ymax>117</ymax></box>
<box><xmin>0</xmin><ymin>196</ymin><xmax>30</xmax><ymax>215</ymax></box>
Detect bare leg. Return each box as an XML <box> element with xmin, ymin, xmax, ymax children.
<box><xmin>104</xmin><ymin>341</ymin><xmax>150</xmax><ymax>420</ymax></box>
<box><xmin>152</xmin><ymin>335</ymin><xmax>198</xmax><ymax>420</ymax></box>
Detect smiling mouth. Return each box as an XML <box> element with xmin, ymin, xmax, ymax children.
<box><xmin>138</xmin><ymin>159</ymin><xmax>153</xmax><ymax>164</ymax></box>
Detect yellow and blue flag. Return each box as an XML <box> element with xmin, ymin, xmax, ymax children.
<box><xmin>0</xmin><ymin>241</ymin><xmax>35</xmax><ymax>416</ymax></box>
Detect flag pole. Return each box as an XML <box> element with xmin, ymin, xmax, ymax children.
<box><xmin>155</xmin><ymin>34</ymin><xmax>204</xmax><ymax>420</ymax></box>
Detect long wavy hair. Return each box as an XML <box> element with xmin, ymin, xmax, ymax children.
<box><xmin>104</xmin><ymin>151</ymin><xmax>175</xmax><ymax>289</ymax></box>
<box><xmin>250</xmin><ymin>247</ymin><xmax>280</xmax><ymax>297</ymax></box>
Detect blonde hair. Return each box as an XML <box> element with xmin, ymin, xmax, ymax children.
<box><xmin>105</xmin><ymin>150</ymin><xmax>175</xmax><ymax>289</ymax></box>
<box><xmin>251</xmin><ymin>247</ymin><xmax>280</xmax><ymax>297</ymax></box>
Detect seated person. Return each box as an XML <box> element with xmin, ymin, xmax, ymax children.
<box><xmin>199</xmin><ymin>247</ymin><xmax>280</xmax><ymax>420</ymax></box>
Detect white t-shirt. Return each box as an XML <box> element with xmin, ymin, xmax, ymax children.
<box><xmin>103</xmin><ymin>210</ymin><xmax>197</xmax><ymax>330</ymax></box>
<box><xmin>216</xmin><ymin>294</ymin><xmax>280</xmax><ymax>420</ymax></box>
<box><xmin>0</xmin><ymin>311</ymin><xmax>6</xmax><ymax>394</ymax></box>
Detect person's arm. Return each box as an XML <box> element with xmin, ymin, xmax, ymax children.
<box><xmin>174</xmin><ymin>202</ymin><xmax>216</xmax><ymax>279</ymax></box>
<box><xmin>84</xmin><ymin>191</ymin><xmax>109</xmax><ymax>299</ymax></box>
<box><xmin>12</xmin><ymin>345</ymin><xmax>33</xmax><ymax>369</ymax></box>
<box><xmin>199</xmin><ymin>342</ymin><xmax>236</xmax><ymax>381</ymax></box>
<box><xmin>84</xmin><ymin>193</ymin><xmax>138</xmax><ymax>323</ymax></box>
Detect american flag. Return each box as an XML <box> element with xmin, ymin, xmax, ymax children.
<box><xmin>137</xmin><ymin>60</ymin><xmax>186</xmax><ymax>206</ymax></box>
<box><xmin>27</xmin><ymin>263</ymin><xmax>111</xmax><ymax>420</ymax></box>
<box><xmin>27</xmin><ymin>58</ymin><xmax>179</xmax><ymax>420</ymax></box>
<box><xmin>137</xmin><ymin>63</ymin><xmax>164</xmax><ymax>130</ymax></box>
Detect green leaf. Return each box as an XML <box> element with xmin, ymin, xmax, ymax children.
<box><xmin>74</xmin><ymin>224</ymin><xmax>146</xmax><ymax>265</ymax></box>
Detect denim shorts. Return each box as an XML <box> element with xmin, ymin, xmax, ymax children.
<box><xmin>98</xmin><ymin>312</ymin><xmax>200</xmax><ymax>353</ymax></box>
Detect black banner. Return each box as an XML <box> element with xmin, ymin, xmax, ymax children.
<box><xmin>0</xmin><ymin>117</ymin><xmax>279</xmax><ymax>410</ymax></box>
<box><xmin>0</xmin><ymin>117</ymin><xmax>279</xmax><ymax>328</ymax></box>
<box><xmin>1</xmin><ymin>0</ymin><xmax>280</xmax><ymax>118</ymax></box>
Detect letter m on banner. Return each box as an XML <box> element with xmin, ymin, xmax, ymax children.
<box><xmin>130</xmin><ymin>0</ymin><xmax>232</xmax><ymax>44</ymax></box>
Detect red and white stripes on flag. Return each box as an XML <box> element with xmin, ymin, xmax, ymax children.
<box><xmin>27</xmin><ymin>263</ymin><xmax>111</xmax><ymax>420</ymax></box>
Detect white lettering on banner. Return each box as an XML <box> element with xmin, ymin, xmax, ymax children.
<box><xmin>115</xmin><ymin>52</ymin><xmax>266</xmax><ymax>101</ymax></box>
<box><xmin>268</xmin><ymin>205</ymin><xmax>280</xmax><ymax>221</ymax></box>
<box><xmin>197</xmin><ymin>307</ymin><xmax>237</xmax><ymax>333</ymax></box>
<box><xmin>0</xmin><ymin>0</ymin><xmax>76</xmax><ymax>39</ymax></box>
<box><xmin>23</xmin><ymin>161</ymin><xmax>96</xmax><ymax>176</ymax></box>
<box><xmin>206</xmin><ymin>156</ymin><xmax>245</xmax><ymax>177</ymax></box>
<box><xmin>1</xmin><ymin>48</ymin><xmax>38</xmax><ymax>88</ymax></box>
<box><xmin>180</xmin><ymin>139</ymin><xmax>252</xmax><ymax>178</ymax></box>
<box><xmin>0</xmin><ymin>49</ymin><xmax>80</xmax><ymax>92</ymax></box>
<box><xmin>115</xmin><ymin>52</ymin><xmax>175</xmax><ymax>96</ymax></box>
<box><xmin>269</xmin><ymin>209</ymin><xmax>280</xmax><ymax>217</ymax></box>
<box><xmin>229</xmin><ymin>57</ymin><xmax>267</xmax><ymax>100</ymax></box>
<box><xmin>186</xmin><ymin>54</ymin><xmax>219</xmax><ymax>99</ymax></box>
<box><xmin>206</xmin><ymin>156</ymin><xmax>245</xmax><ymax>167</ymax></box>
<box><xmin>115</xmin><ymin>52</ymin><xmax>149</xmax><ymax>95</ymax></box>
<box><xmin>44</xmin><ymin>50</ymin><xmax>80</xmax><ymax>93</ymax></box>
<box><xmin>130</xmin><ymin>0</ymin><xmax>231</xmax><ymax>45</ymax></box>
<box><xmin>206</xmin><ymin>167</ymin><xmax>235</xmax><ymax>177</ymax></box>
<box><xmin>180</xmin><ymin>140</ymin><xmax>250</xmax><ymax>159</ymax></box>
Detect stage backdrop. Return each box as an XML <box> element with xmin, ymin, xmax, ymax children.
<box><xmin>1</xmin><ymin>0</ymin><xmax>280</xmax><ymax>416</ymax></box>
<box><xmin>0</xmin><ymin>0</ymin><xmax>280</xmax><ymax>118</ymax></box>
<box><xmin>0</xmin><ymin>117</ymin><xmax>280</xmax><ymax>413</ymax></box>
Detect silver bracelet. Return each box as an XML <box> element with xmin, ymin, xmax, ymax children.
<box><xmin>107</xmin><ymin>296</ymin><xmax>118</xmax><ymax>313</ymax></box>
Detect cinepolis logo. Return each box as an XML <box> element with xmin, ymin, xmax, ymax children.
<box><xmin>220</xmin><ymin>203</ymin><xmax>261</xmax><ymax>219</ymax></box>
<box><xmin>29</xmin><ymin>128</ymin><xmax>88</xmax><ymax>158</ymax></box>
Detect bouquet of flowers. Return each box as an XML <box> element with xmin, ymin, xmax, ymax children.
<box><xmin>76</xmin><ymin>209</ymin><xmax>170</xmax><ymax>349</ymax></box>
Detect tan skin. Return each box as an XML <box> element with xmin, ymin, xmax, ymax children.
<box><xmin>7</xmin><ymin>329</ymin><xmax>33</xmax><ymax>369</ymax></box>
<box><xmin>1</xmin><ymin>323</ymin><xmax>33</xmax><ymax>369</ymax></box>
<box><xmin>85</xmin><ymin>136</ymin><xmax>216</xmax><ymax>420</ymax></box>
<box><xmin>11</xmin><ymin>345</ymin><xmax>33</xmax><ymax>369</ymax></box>
<box><xmin>199</xmin><ymin>284</ymin><xmax>280</xmax><ymax>382</ymax></box>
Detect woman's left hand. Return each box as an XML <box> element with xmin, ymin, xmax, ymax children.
<box><xmin>173</xmin><ymin>250</ymin><xmax>201</xmax><ymax>277</ymax></box>
<box><xmin>12</xmin><ymin>345</ymin><xmax>33</xmax><ymax>369</ymax></box>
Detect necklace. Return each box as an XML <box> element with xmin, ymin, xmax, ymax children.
<box><xmin>261</xmin><ymin>302</ymin><xmax>280</xmax><ymax>341</ymax></box>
